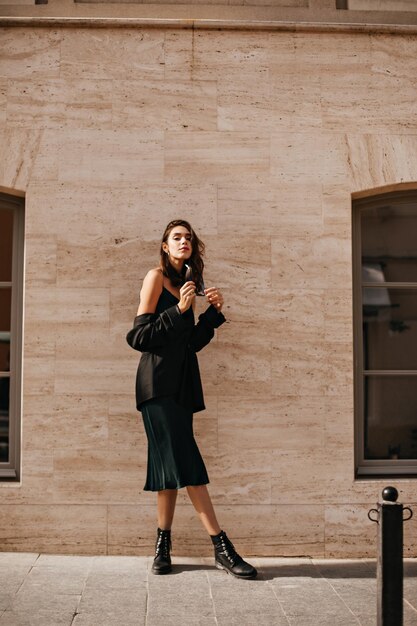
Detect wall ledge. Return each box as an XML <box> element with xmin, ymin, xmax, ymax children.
<box><xmin>1</xmin><ymin>15</ymin><xmax>417</xmax><ymax>33</ymax></box>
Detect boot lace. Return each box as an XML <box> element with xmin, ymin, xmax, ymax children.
<box><xmin>155</xmin><ymin>531</ymin><xmax>171</xmax><ymax>558</ymax></box>
<box><xmin>219</xmin><ymin>534</ymin><xmax>241</xmax><ymax>567</ymax></box>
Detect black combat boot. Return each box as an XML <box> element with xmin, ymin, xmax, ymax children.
<box><xmin>210</xmin><ymin>530</ymin><xmax>257</xmax><ymax>579</ymax></box>
<box><xmin>152</xmin><ymin>528</ymin><xmax>172</xmax><ymax>575</ymax></box>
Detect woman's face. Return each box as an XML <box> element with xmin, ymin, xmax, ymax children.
<box><xmin>163</xmin><ymin>225</ymin><xmax>192</xmax><ymax>262</ymax></box>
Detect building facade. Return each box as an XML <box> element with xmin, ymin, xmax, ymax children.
<box><xmin>0</xmin><ymin>0</ymin><xmax>417</xmax><ymax>557</ymax></box>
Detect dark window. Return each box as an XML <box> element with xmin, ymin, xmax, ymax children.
<box><xmin>353</xmin><ymin>189</ymin><xmax>417</xmax><ymax>477</ymax></box>
<box><xmin>0</xmin><ymin>192</ymin><xmax>24</xmax><ymax>480</ymax></box>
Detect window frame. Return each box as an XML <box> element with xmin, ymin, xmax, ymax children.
<box><xmin>353</xmin><ymin>188</ymin><xmax>417</xmax><ymax>478</ymax></box>
<box><xmin>0</xmin><ymin>191</ymin><xmax>24</xmax><ymax>481</ymax></box>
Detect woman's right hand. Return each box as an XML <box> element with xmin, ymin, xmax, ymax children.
<box><xmin>178</xmin><ymin>281</ymin><xmax>196</xmax><ymax>313</ymax></box>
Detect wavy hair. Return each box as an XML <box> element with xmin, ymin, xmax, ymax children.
<box><xmin>160</xmin><ymin>219</ymin><xmax>205</xmax><ymax>290</ymax></box>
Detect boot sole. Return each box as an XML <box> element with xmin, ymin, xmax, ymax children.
<box><xmin>151</xmin><ymin>566</ymin><xmax>172</xmax><ymax>575</ymax></box>
<box><xmin>215</xmin><ymin>562</ymin><xmax>257</xmax><ymax>580</ymax></box>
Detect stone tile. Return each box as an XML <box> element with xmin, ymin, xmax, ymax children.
<box><xmin>0</xmin><ymin>505</ymin><xmax>107</xmax><ymax>554</ymax></box>
<box><xmin>327</xmin><ymin>578</ymin><xmax>376</xmax><ymax>618</ymax></box>
<box><xmin>271</xmin><ymin>289</ymin><xmax>325</xmax><ymax>342</ymax></box>
<box><xmin>312</xmin><ymin>558</ymin><xmax>375</xmax><ymax>578</ymax></box>
<box><xmin>25</xmin><ymin>235</ymin><xmax>57</xmax><ymax>286</ymax></box>
<box><xmin>324</xmin><ymin>394</ymin><xmax>354</xmax><ymax>450</ymax></box>
<box><xmin>215</xmin><ymin>338</ymin><xmax>272</xmax><ymax>398</ymax></box>
<box><xmin>0</xmin><ymin>79</ymin><xmax>7</xmax><ymax>127</ymax></box>
<box><xmin>271</xmin><ymin>227</ymin><xmax>351</xmax><ymax>290</ymax></box>
<box><xmin>73</xmin><ymin>616</ymin><xmax>144</xmax><ymax>626</ymax></box>
<box><xmin>193</xmin><ymin>415</ymin><xmax>218</xmax><ymax>458</ymax></box>
<box><xmin>0</xmin><ymin>553</ymin><xmax>39</xmax><ymax>594</ymax></box>
<box><xmin>0</xmin><ymin>452</ymin><xmax>55</xmax><ymax>506</ymax></box>
<box><xmin>211</xmin><ymin>579</ymin><xmax>283</xmax><ymax>617</ymax></box>
<box><xmin>54</xmin><ymin>356</ymin><xmax>132</xmax><ymax>396</ymax></box>
<box><xmin>370</xmin><ymin>34</ymin><xmax>417</xmax><ymax>85</ymax></box>
<box><xmin>217</xmin><ymin>182</ymin><xmax>273</xmax><ymax>236</ymax></box>
<box><xmin>56</xmin><ymin>239</ymin><xmax>113</xmax><ymax>288</ymax></box>
<box><xmin>52</xmin><ymin>449</ymin><xmax>145</xmax><ymax>505</ymax></box>
<box><xmin>22</xmin><ymin>354</ymin><xmax>55</xmax><ymax>397</ymax></box>
<box><xmin>0</xmin><ymin>610</ymin><xmax>76</xmax><ymax>626</ymax></box>
<box><xmin>268</xmin><ymin>68</ymin><xmax>322</xmax><ymax>133</ymax></box>
<box><xmin>323</xmin><ymin>340</ymin><xmax>354</xmax><ymax>396</ymax></box>
<box><xmin>112</xmin><ymin>79</ymin><xmax>217</xmax><ymax>131</ymax></box>
<box><xmin>107</xmin><ymin>505</ymin><xmax>159</xmax><ymax>555</ymax></box>
<box><xmin>192</xmin><ymin>30</ymin><xmax>271</xmax><ymax>81</ymax></box>
<box><xmin>271</xmin><ymin>450</ymin><xmax>329</xmax><ymax>505</ymax></box>
<box><xmin>58</xmin><ymin>129</ymin><xmax>164</xmax><ymax>184</ymax></box>
<box><xmin>64</xmin><ymin>79</ymin><xmax>113</xmax><ymax>130</ymax></box>
<box><xmin>208</xmin><ymin>505</ymin><xmax>324</xmax><ymax>558</ymax></box>
<box><xmin>6</xmin><ymin>79</ymin><xmax>66</xmax><ymax>130</ymax></box>
<box><xmin>324</xmin><ymin>290</ymin><xmax>353</xmax><ymax>344</ymax></box>
<box><xmin>22</xmin><ymin>394</ymin><xmax>109</xmax><ymax>452</ymax></box>
<box><xmin>25</xmin><ymin>183</ymin><xmax>114</xmax><ymax>242</ymax></box>
<box><xmin>345</xmin><ymin>134</ymin><xmax>417</xmax><ymax>191</ymax></box>
<box><xmin>78</xmin><ymin>588</ymin><xmax>147</xmax><ymax>614</ymax></box>
<box><xmin>35</xmin><ymin>554</ymin><xmax>94</xmax><ymax>571</ymax></box>
<box><xmin>164</xmin><ymin>30</ymin><xmax>194</xmax><ymax>81</ymax></box>
<box><xmin>207</xmin><ymin>450</ymin><xmax>272</xmax><ymax>505</ymax></box>
<box><xmin>41</xmin><ymin>286</ymin><xmax>109</xmax><ymax>328</ymax></box>
<box><xmin>324</xmin><ymin>505</ymin><xmax>377</xmax><ymax>558</ymax></box>
<box><xmin>271</xmin><ymin>338</ymin><xmax>327</xmax><ymax>396</ymax></box>
<box><xmin>270</xmin><ymin>132</ymin><xmax>349</xmax><ymax>185</ymax></box>
<box><xmin>206</xmin><ymin>233</ymin><xmax>271</xmax><ymax>293</ymax></box>
<box><xmin>217</xmin><ymin>396</ymin><xmax>325</xmax><ymax>453</ymax></box>
<box><xmin>7</xmin><ymin>592</ymin><xmax>80</xmax><ymax>623</ymax></box>
<box><xmin>146</xmin><ymin>618</ymin><xmax>216</xmax><ymax>626</ymax></box>
<box><xmin>108</xmin><ymin>394</ymin><xmax>142</xmax><ymax>450</ymax></box>
<box><xmin>1</xmin><ymin>128</ymin><xmax>54</xmax><ymax>189</ymax></box>
<box><xmin>273</xmin><ymin>576</ymin><xmax>355</xmax><ymax>618</ymax></box>
<box><xmin>321</xmin><ymin>184</ymin><xmax>352</xmax><ymax>227</ymax></box>
<box><xmin>164</xmin><ymin>131</ymin><xmax>270</xmax><ymax>183</ymax></box>
<box><xmin>217</xmin><ymin>70</ymin><xmax>274</xmax><ymax>133</ymax></box>
<box><xmin>293</xmin><ymin>31</ymin><xmax>372</xmax><ymax>73</ymax></box>
<box><xmin>147</xmin><ymin>588</ymin><xmax>213</xmax><ymax>617</ymax></box>
<box><xmin>286</xmin><ymin>616</ymin><xmax>358</xmax><ymax>626</ymax></box>
<box><xmin>60</xmin><ymin>29</ymin><xmax>164</xmax><ymax>81</ymax></box>
<box><xmin>0</xmin><ymin>28</ymin><xmax>61</xmax><ymax>79</ymax></box>
<box><xmin>18</xmin><ymin>566</ymin><xmax>87</xmax><ymax>595</ymax></box>
<box><xmin>108</xmin><ymin>182</ymin><xmax>218</xmax><ymax>242</ymax></box>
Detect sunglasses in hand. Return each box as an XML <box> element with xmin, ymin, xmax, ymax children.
<box><xmin>184</xmin><ymin>264</ymin><xmax>205</xmax><ymax>296</ymax></box>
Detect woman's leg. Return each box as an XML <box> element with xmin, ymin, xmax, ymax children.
<box><xmin>157</xmin><ymin>488</ymin><xmax>178</xmax><ymax>529</ymax></box>
<box><xmin>186</xmin><ymin>484</ymin><xmax>257</xmax><ymax>579</ymax></box>
<box><xmin>152</xmin><ymin>489</ymin><xmax>177</xmax><ymax>575</ymax></box>
<box><xmin>186</xmin><ymin>485</ymin><xmax>221</xmax><ymax>536</ymax></box>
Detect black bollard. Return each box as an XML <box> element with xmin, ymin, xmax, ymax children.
<box><xmin>368</xmin><ymin>487</ymin><xmax>413</xmax><ymax>626</ymax></box>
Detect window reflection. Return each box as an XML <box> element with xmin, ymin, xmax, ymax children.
<box><xmin>0</xmin><ymin>209</ymin><xmax>13</xmax><ymax>282</ymax></box>
<box><xmin>364</xmin><ymin>376</ymin><xmax>417</xmax><ymax>460</ymax></box>
<box><xmin>363</xmin><ymin>288</ymin><xmax>417</xmax><ymax>370</ymax></box>
<box><xmin>0</xmin><ymin>289</ymin><xmax>12</xmax><ymax>334</ymax></box>
<box><xmin>0</xmin><ymin>375</ymin><xmax>9</xmax><ymax>463</ymax></box>
<box><xmin>361</xmin><ymin>204</ymin><xmax>417</xmax><ymax>283</ymax></box>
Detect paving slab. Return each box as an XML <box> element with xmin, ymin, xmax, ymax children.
<box><xmin>0</xmin><ymin>553</ymin><xmax>416</xmax><ymax>625</ymax></box>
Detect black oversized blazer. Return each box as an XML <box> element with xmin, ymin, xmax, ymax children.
<box><xmin>126</xmin><ymin>301</ymin><xmax>226</xmax><ymax>413</ymax></box>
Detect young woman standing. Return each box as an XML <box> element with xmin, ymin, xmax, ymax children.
<box><xmin>126</xmin><ymin>219</ymin><xmax>257</xmax><ymax>580</ymax></box>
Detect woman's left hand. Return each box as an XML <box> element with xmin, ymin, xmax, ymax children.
<box><xmin>204</xmin><ymin>287</ymin><xmax>224</xmax><ymax>312</ymax></box>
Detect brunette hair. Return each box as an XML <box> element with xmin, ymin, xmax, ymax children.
<box><xmin>160</xmin><ymin>219</ymin><xmax>205</xmax><ymax>290</ymax></box>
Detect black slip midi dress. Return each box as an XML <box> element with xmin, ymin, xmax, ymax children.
<box><xmin>126</xmin><ymin>286</ymin><xmax>226</xmax><ymax>492</ymax></box>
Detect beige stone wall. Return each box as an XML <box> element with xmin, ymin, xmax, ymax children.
<box><xmin>0</xmin><ymin>25</ymin><xmax>417</xmax><ymax>557</ymax></box>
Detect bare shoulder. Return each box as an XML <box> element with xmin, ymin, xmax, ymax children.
<box><xmin>143</xmin><ymin>267</ymin><xmax>163</xmax><ymax>286</ymax></box>
<box><xmin>138</xmin><ymin>268</ymin><xmax>163</xmax><ymax>315</ymax></box>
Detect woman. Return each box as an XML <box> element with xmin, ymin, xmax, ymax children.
<box><xmin>126</xmin><ymin>219</ymin><xmax>257</xmax><ymax>580</ymax></box>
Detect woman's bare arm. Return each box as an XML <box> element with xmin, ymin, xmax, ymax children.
<box><xmin>137</xmin><ymin>269</ymin><xmax>163</xmax><ymax>315</ymax></box>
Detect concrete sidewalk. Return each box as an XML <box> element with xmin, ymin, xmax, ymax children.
<box><xmin>0</xmin><ymin>553</ymin><xmax>416</xmax><ymax>626</ymax></box>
